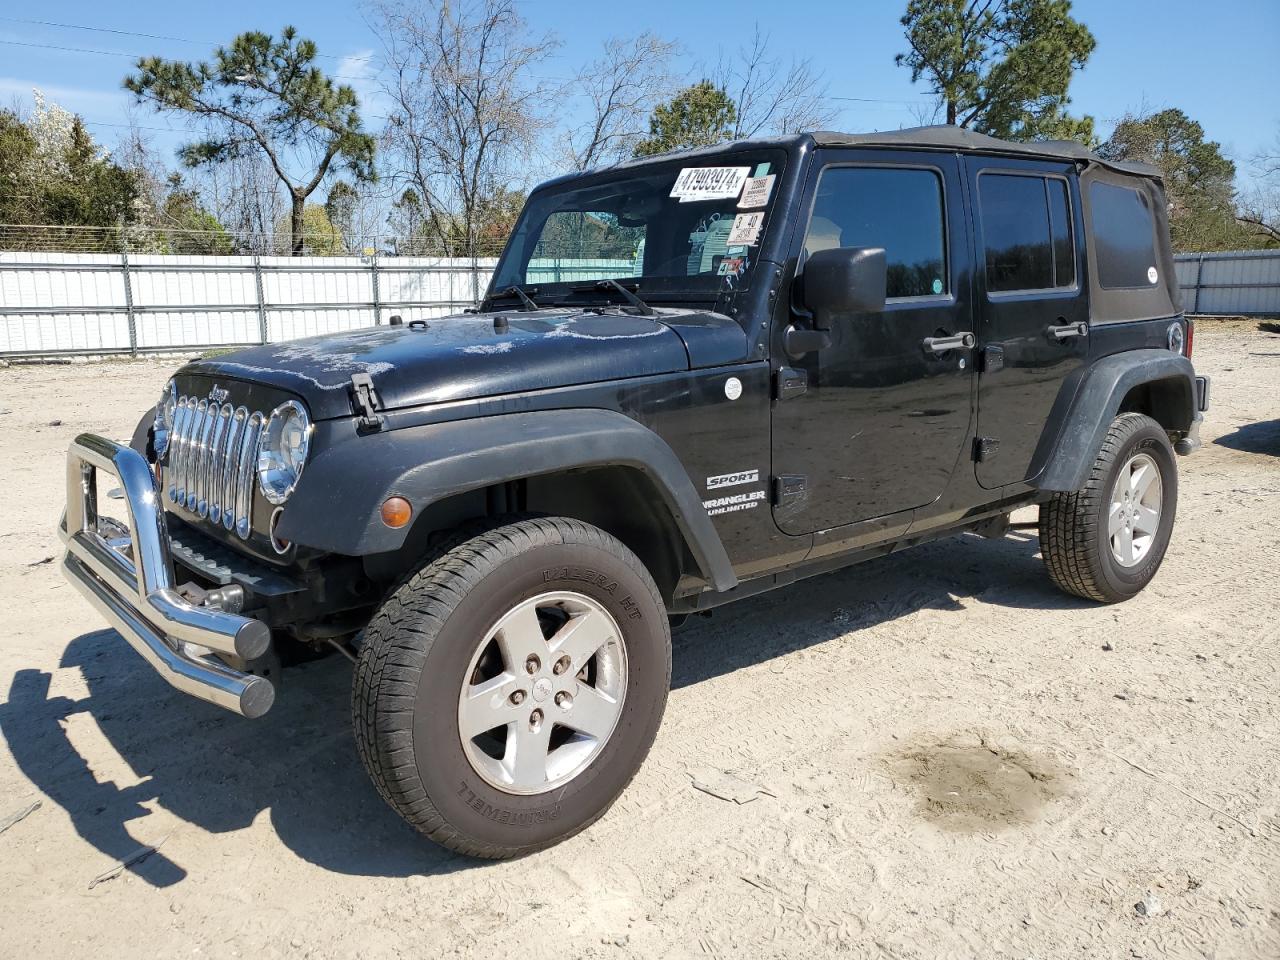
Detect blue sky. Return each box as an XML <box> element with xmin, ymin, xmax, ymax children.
<box><xmin>1</xmin><ymin>0</ymin><xmax>1277</xmax><ymax>191</ymax></box>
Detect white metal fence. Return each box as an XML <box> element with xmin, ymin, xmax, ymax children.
<box><xmin>0</xmin><ymin>252</ymin><xmax>642</xmax><ymax>357</ymax></box>
<box><xmin>1174</xmin><ymin>249</ymin><xmax>1280</xmax><ymax>317</ymax></box>
<box><xmin>19</xmin><ymin>246</ymin><xmax>1272</xmax><ymax>358</ymax></box>
<box><xmin>0</xmin><ymin>252</ymin><xmax>497</xmax><ymax>357</ymax></box>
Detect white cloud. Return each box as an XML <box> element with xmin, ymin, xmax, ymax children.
<box><xmin>334</xmin><ymin>49</ymin><xmax>387</xmax><ymax>119</ymax></box>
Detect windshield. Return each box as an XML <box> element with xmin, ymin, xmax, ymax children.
<box><xmin>489</xmin><ymin>148</ymin><xmax>787</xmax><ymax>305</ymax></box>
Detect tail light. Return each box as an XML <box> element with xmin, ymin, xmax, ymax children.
<box><xmin>1185</xmin><ymin>318</ymin><xmax>1194</xmax><ymax>359</ymax></box>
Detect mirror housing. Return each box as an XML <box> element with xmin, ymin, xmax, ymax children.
<box><xmin>802</xmin><ymin>247</ymin><xmax>887</xmax><ymax>330</ymax></box>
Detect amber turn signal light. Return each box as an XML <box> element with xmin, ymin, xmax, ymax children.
<box><xmin>380</xmin><ymin>496</ymin><xmax>413</xmax><ymax>528</ymax></box>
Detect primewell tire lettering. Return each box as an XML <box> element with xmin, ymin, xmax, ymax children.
<box><xmin>456</xmin><ymin>781</ymin><xmax>561</xmax><ymax>826</ymax></box>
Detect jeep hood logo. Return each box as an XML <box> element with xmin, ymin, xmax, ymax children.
<box><xmin>208</xmin><ymin>384</ymin><xmax>230</xmax><ymax>404</ymax></box>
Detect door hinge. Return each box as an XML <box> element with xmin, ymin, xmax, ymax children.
<box><xmin>773</xmin><ymin>474</ymin><xmax>807</xmax><ymax>507</ymax></box>
<box><xmin>350</xmin><ymin>372</ymin><xmax>384</xmax><ymax>432</ymax></box>
<box><xmin>774</xmin><ymin>366</ymin><xmax>809</xmax><ymax>400</ymax></box>
<box><xmin>981</xmin><ymin>344</ymin><xmax>1005</xmax><ymax>373</ymax></box>
<box><xmin>973</xmin><ymin>436</ymin><xmax>1000</xmax><ymax>462</ymax></box>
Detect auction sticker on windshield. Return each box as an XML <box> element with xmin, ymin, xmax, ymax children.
<box><xmin>671</xmin><ymin>167</ymin><xmax>750</xmax><ymax>203</ymax></box>
<box><xmin>738</xmin><ymin>174</ymin><xmax>776</xmax><ymax>208</ymax></box>
<box><xmin>727</xmin><ymin>212</ymin><xmax>765</xmax><ymax>246</ymax></box>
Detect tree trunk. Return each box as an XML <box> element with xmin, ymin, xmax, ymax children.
<box><xmin>290</xmin><ymin>192</ymin><xmax>306</xmax><ymax>257</ymax></box>
<box><xmin>946</xmin><ymin>99</ymin><xmax>957</xmax><ymax>125</ymax></box>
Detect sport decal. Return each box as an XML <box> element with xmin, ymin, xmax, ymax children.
<box><xmin>706</xmin><ymin>468</ymin><xmax>759</xmax><ymax>490</ymax></box>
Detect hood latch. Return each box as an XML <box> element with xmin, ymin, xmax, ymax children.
<box><xmin>349</xmin><ymin>373</ymin><xmax>384</xmax><ymax>432</ymax></box>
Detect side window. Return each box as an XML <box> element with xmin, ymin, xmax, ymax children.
<box><xmin>1089</xmin><ymin>182</ymin><xmax>1157</xmax><ymax>289</ymax></box>
<box><xmin>979</xmin><ymin>173</ymin><xmax>1076</xmax><ymax>292</ymax></box>
<box><xmin>1049</xmin><ymin>179</ymin><xmax>1075</xmax><ymax>288</ymax></box>
<box><xmin>804</xmin><ymin>167</ymin><xmax>947</xmax><ymax>299</ymax></box>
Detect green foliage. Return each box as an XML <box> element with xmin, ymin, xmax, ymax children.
<box><xmin>1099</xmin><ymin>108</ymin><xmax>1254</xmax><ymax>252</ymax></box>
<box><xmin>126</xmin><ymin>26</ymin><xmax>376</xmax><ymax>254</ymax></box>
<box><xmin>275</xmin><ymin>203</ymin><xmax>344</xmax><ymax>255</ymax></box>
<box><xmin>324</xmin><ymin>180</ymin><xmax>358</xmax><ymax>246</ymax></box>
<box><xmin>634</xmin><ymin>81</ymin><xmax>738</xmax><ymax>157</ymax></box>
<box><xmin>896</xmin><ymin>0</ymin><xmax>1096</xmax><ymax>143</ymax></box>
<box><xmin>388</xmin><ymin>186</ymin><xmax>524</xmax><ymax>256</ymax></box>
<box><xmin>160</xmin><ymin>177</ymin><xmax>234</xmax><ymax>255</ymax></box>
<box><xmin>0</xmin><ymin>100</ymin><xmax>144</xmax><ymax>247</ymax></box>
<box><xmin>0</xmin><ymin>110</ymin><xmax>41</xmax><ymax>226</ymax></box>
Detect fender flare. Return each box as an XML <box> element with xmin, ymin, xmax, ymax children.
<box><xmin>277</xmin><ymin>408</ymin><xmax>738</xmax><ymax>592</ymax></box>
<box><xmin>1036</xmin><ymin>349</ymin><xmax>1196</xmax><ymax>492</ymax></box>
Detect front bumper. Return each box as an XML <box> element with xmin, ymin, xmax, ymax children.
<box><xmin>59</xmin><ymin>434</ymin><xmax>275</xmax><ymax>718</ymax></box>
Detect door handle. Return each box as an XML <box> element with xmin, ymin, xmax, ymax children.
<box><xmin>922</xmin><ymin>332</ymin><xmax>975</xmax><ymax>354</ymax></box>
<box><xmin>1047</xmin><ymin>320</ymin><xmax>1088</xmax><ymax>340</ymax></box>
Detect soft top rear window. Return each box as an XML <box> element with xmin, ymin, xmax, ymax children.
<box><xmin>1090</xmin><ymin>181</ymin><xmax>1158</xmax><ymax>289</ymax></box>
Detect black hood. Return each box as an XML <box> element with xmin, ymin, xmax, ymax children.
<box><xmin>184</xmin><ymin>308</ymin><xmax>749</xmax><ymax>420</ymax></box>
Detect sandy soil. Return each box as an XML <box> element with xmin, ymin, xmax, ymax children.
<box><xmin>0</xmin><ymin>322</ymin><xmax>1277</xmax><ymax>959</ymax></box>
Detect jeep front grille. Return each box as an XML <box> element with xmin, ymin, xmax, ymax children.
<box><xmin>163</xmin><ymin>396</ymin><xmax>265</xmax><ymax>539</ymax></box>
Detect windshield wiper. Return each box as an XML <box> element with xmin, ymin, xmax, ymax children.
<box><xmin>579</xmin><ymin>279</ymin><xmax>654</xmax><ymax>316</ymax></box>
<box><xmin>485</xmin><ymin>284</ymin><xmax>539</xmax><ymax>312</ymax></box>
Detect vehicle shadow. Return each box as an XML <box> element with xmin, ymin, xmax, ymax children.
<box><xmin>3</xmin><ymin>527</ymin><xmax>1073</xmax><ymax>886</ymax></box>
<box><xmin>1213</xmin><ymin>418</ymin><xmax>1280</xmax><ymax>456</ymax></box>
<box><xmin>672</xmin><ymin>527</ymin><xmax>1086</xmax><ymax>689</ymax></box>
<box><xmin>0</xmin><ymin>635</ymin><xmax>474</xmax><ymax>887</ymax></box>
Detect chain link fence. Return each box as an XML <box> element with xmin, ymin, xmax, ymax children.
<box><xmin>0</xmin><ymin>223</ymin><xmax>510</xmax><ymax>259</ymax></box>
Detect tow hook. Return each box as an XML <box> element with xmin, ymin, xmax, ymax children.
<box><xmin>176</xmin><ymin>581</ymin><xmax>247</xmax><ymax>615</ymax></box>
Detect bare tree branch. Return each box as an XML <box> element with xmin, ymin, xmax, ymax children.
<box><xmin>372</xmin><ymin>0</ymin><xmax>557</xmax><ymax>257</ymax></box>
<box><xmin>565</xmin><ymin>32</ymin><xmax>678</xmax><ymax>171</ymax></box>
<box><xmin>714</xmin><ymin>25</ymin><xmax>838</xmax><ymax>139</ymax></box>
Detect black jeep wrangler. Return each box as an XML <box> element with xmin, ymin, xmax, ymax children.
<box><xmin>60</xmin><ymin>126</ymin><xmax>1208</xmax><ymax>858</ymax></box>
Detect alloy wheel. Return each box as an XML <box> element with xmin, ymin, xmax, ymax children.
<box><xmin>1108</xmin><ymin>452</ymin><xmax>1163</xmax><ymax>567</ymax></box>
<box><xmin>457</xmin><ymin>591</ymin><xmax>628</xmax><ymax>795</ymax></box>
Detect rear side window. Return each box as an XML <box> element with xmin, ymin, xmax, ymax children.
<box><xmin>1090</xmin><ymin>182</ymin><xmax>1158</xmax><ymax>289</ymax></box>
<box><xmin>805</xmin><ymin>167</ymin><xmax>947</xmax><ymax>299</ymax></box>
<box><xmin>979</xmin><ymin>173</ymin><xmax>1076</xmax><ymax>292</ymax></box>
<box><xmin>1049</xmin><ymin>179</ymin><xmax>1075</xmax><ymax>288</ymax></box>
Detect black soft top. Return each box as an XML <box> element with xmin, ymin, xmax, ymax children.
<box><xmin>547</xmin><ymin>126</ymin><xmax>1180</xmax><ymax>324</ymax></box>
<box><xmin>810</xmin><ymin>126</ymin><xmax>1162</xmax><ymax>179</ymax></box>
<box><xmin>817</xmin><ymin>127</ymin><xmax>1178</xmax><ymax>322</ymax></box>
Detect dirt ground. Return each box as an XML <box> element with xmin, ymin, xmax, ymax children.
<box><xmin>0</xmin><ymin>321</ymin><xmax>1277</xmax><ymax>960</ymax></box>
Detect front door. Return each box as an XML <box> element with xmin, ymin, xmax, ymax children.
<box><xmin>770</xmin><ymin>150</ymin><xmax>975</xmax><ymax>536</ymax></box>
<box><xmin>965</xmin><ymin>157</ymin><xmax>1089</xmax><ymax>488</ymax></box>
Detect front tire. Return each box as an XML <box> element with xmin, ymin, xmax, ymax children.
<box><xmin>1040</xmin><ymin>413</ymin><xmax>1178</xmax><ymax>603</ymax></box>
<box><xmin>353</xmin><ymin>517</ymin><xmax>670</xmax><ymax>859</ymax></box>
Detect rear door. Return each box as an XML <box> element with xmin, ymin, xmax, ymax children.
<box><xmin>966</xmin><ymin>158</ymin><xmax>1089</xmax><ymax>488</ymax></box>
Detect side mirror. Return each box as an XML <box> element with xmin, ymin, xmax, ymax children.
<box><xmin>802</xmin><ymin>247</ymin><xmax>887</xmax><ymax>330</ymax></box>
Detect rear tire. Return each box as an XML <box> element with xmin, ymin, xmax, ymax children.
<box><xmin>352</xmin><ymin>516</ymin><xmax>670</xmax><ymax>859</ymax></box>
<box><xmin>1040</xmin><ymin>413</ymin><xmax>1177</xmax><ymax>603</ymax></box>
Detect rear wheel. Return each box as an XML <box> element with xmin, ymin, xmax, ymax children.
<box><xmin>352</xmin><ymin>516</ymin><xmax>670</xmax><ymax>858</ymax></box>
<box><xmin>1040</xmin><ymin>413</ymin><xmax>1178</xmax><ymax>603</ymax></box>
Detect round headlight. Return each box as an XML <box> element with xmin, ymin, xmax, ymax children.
<box><xmin>153</xmin><ymin>379</ymin><xmax>178</xmax><ymax>458</ymax></box>
<box><xmin>257</xmin><ymin>400</ymin><xmax>312</xmax><ymax>504</ymax></box>
<box><xmin>1167</xmin><ymin>321</ymin><xmax>1186</xmax><ymax>355</ymax></box>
